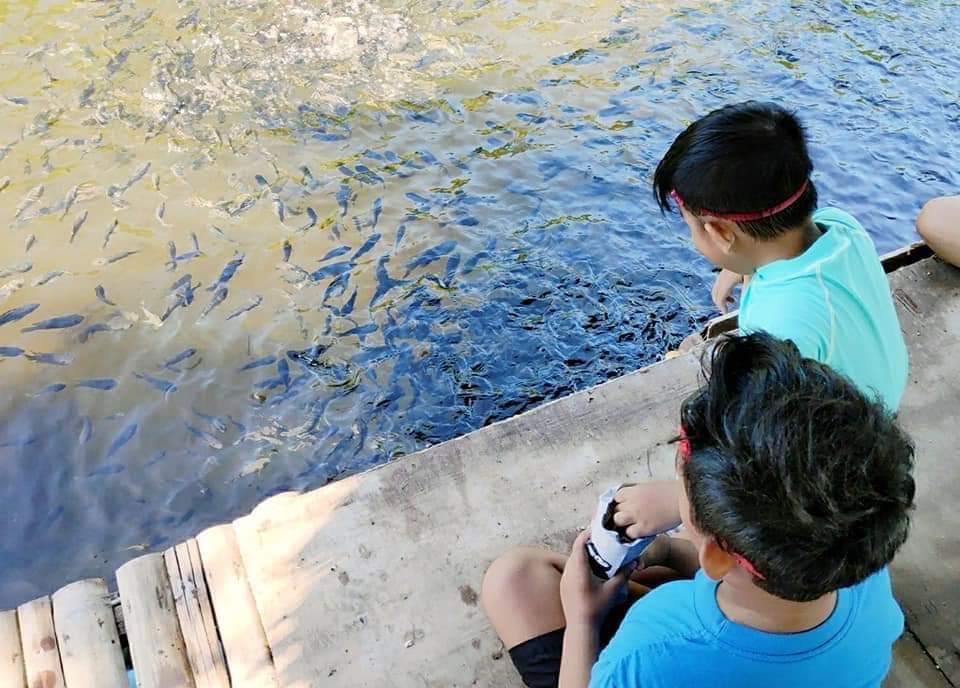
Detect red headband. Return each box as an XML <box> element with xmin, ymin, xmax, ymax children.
<box><xmin>670</xmin><ymin>180</ymin><xmax>809</xmax><ymax>223</ymax></box>
<box><xmin>677</xmin><ymin>424</ymin><xmax>767</xmax><ymax>581</ymax></box>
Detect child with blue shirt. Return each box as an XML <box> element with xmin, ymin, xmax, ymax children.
<box><xmin>482</xmin><ymin>334</ymin><xmax>915</xmax><ymax>688</ymax></box>
<box><xmin>613</xmin><ymin>101</ymin><xmax>910</xmax><ymax>540</ymax></box>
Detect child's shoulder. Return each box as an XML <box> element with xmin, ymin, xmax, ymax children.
<box><xmin>813</xmin><ymin>207</ymin><xmax>867</xmax><ymax>235</ymax></box>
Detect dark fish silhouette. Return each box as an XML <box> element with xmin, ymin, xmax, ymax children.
<box><xmin>273</xmin><ymin>196</ymin><xmax>285</xmax><ymax>223</ymax></box>
<box><xmin>282</xmin><ymin>240</ymin><xmax>292</xmax><ymax>262</ymax></box>
<box><xmin>22</xmin><ymin>314</ymin><xmax>84</xmax><ymax>332</ymax></box>
<box><xmin>135</xmin><ymin>372</ymin><xmax>177</xmax><ymax>394</ymax></box>
<box><xmin>404</xmin><ymin>240</ymin><xmax>457</xmax><ymax>275</ymax></box>
<box><xmin>353</xmin><ymin>233</ymin><xmax>381</xmax><ymax>261</ymax></box>
<box><xmin>15</xmin><ymin>184</ymin><xmax>43</xmax><ymax>219</ymax></box>
<box><xmin>336</xmin><ymin>184</ymin><xmax>354</xmax><ymax>216</ymax></box>
<box><xmin>239</xmin><ymin>355</ymin><xmax>276</xmax><ymax>371</ymax></box>
<box><xmin>78</xmin><ymin>82</ymin><xmax>95</xmax><ymax>107</ymax></box>
<box><xmin>69</xmin><ymin>210</ymin><xmax>88</xmax><ymax>243</ymax></box>
<box><xmin>444</xmin><ymin>253</ymin><xmax>461</xmax><ymax>284</ymax></box>
<box><xmin>33</xmin><ymin>271</ymin><xmax>64</xmax><ymax>287</ymax></box>
<box><xmin>333</xmin><ymin>290</ymin><xmax>358</xmax><ymax>317</ymax></box>
<box><xmin>0</xmin><ymin>303</ymin><xmax>39</xmax><ymax>327</ymax></box>
<box><xmin>170</xmin><ymin>274</ymin><xmax>193</xmax><ymax>292</ymax></box>
<box><xmin>78</xmin><ymin>416</ymin><xmax>93</xmax><ymax>443</ymax></box>
<box><xmin>25</xmin><ymin>234</ymin><xmax>36</xmax><ymax>252</ymax></box>
<box><xmin>254</xmin><ymin>174</ymin><xmax>269</xmax><ymax>187</ymax></box>
<box><xmin>25</xmin><ymin>351</ymin><xmax>73</xmax><ymax>365</ymax></box>
<box><xmin>163</xmin><ymin>348</ymin><xmax>197</xmax><ymax>369</ymax></box>
<box><xmin>102</xmin><ymin>219</ymin><xmax>118</xmax><ymax>248</ymax></box>
<box><xmin>342</xmin><ymin>322</ymin><xmax>377</xmax><ymax>339</ymax></box>
<box><xmin>78</xmin><ymin>323</ymin><xmax>110</xmax><ymax>343</ymax></box>
<box><xmin>76</xmin><ymin>378</ymin><xmax>117</xmax><ymax>390</ymax></box>
<box><xmin>372</xmin><ymin>256</ymin><xmax>407</xmax><ymax>306</ymax></box>
<box><xmin>226</xmin><ymin>296</ymin><xmax>262</xmax><ymax>320</ymax></box>
<box><xmin>278</xmin><ymin>358</ymin><xmax>290</xmax><ymax>389</ymax></box>
<box><xmin>38</xmin><ymin>383</ymin><xmax>67</xmax><ymax>395</ymax></box>
<box><xmin>299</xmin><ymin>207</ymin><xmax>318</xmax><ymax>232</ymax></box>
<box><xmin>208</xmin><ymin>254</ymin><xmax>243</xmax><ymax>291</ymax></box>
<box><xmin>463</xmin><ymin>238</ymin><xmax>497</xmax><ymax>273</ymax></box>
<box><xmin>319</xmin><ymin>245</ymin><xmax>350</xmax><ymax>262</ymax></box>
<box><xmin>95</xmin><ymin>250</ymin><xmax>139</xmax><ymax>266</ymax></box>
<box><xmin>310</xmin><ymin>261</ymin><xmax>353</xmax><ymax>282</ymax></box>
<box><xmin>0</xmin><ymin>346</ymin><xmax>24</xmax><ymax>357</ymax></box>
<box><xmin>198</xmin><ymin>287</ymin><xmax>228</xmax><ymax>320</ymax></box>
<box><xmin>372</xmin><ymin>197</ymin><xmax>383</xmax><ymax>228</ymax></box>
<box><xmin>95</xmin><ymin>285</ymin><xmax>115</xmax><ymax>306</ymax></box>
<box><xmin>106</xmin><ymin>423</ymin><xmax>137</xmax><ymax>458</ymax></box>
<box><xmin>61</xmin><ymin>185</ymin><xmax>80</xmax><ymax>219</ymax></box>
<box><xmin>107</xmin><ymin>162</ymin><xmax>150</xmax><ymax>197</ymax></box>
<box><xmin>185</xmin><ymin>423</ymin><xmax>223</xmax><ymax>449</ymax></box>
<box><xmin>323</xmin><ymin>271</ymin><xmax>350</xmax><ymax>302</ymax></box>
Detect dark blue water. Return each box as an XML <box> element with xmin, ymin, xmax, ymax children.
<box><xmin>0</xmin><ymin>0</ymin><xmax>957</xmax><ymax>606</ymax></box>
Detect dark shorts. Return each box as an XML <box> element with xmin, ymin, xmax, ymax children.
<box><xmin>507</xmin><ymin>600</ymin><xmax>633</xmax><ymax>688</ymax></box>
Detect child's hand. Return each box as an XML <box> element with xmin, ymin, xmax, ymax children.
<box><xmin>560</xmin><ymin>530</ymin><xmax>631</xmax><ymax>626</ymax></box>
<box><xmin>610</xmin><ymin>482</ymin><xmax>682</xmax><ymax>539</ymax></box>
<box><xmin>711</xmin><ymin>269</ymin><xmax>746</xmax><ymax>314</ymax></box>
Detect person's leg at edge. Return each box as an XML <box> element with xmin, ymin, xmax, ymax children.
<box><xmin>917</xmin><ymin>195</ymin><xmax>960</xmax><ymax>267</ymax></box>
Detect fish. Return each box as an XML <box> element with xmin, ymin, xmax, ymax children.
<box><xmin>155</xmin><ymin>200</ymin><xmax>168</xmax><ymax>225</ymax></box>
<box><xmin>278</xmin><ymin>358</ymin><xmax>290</xmax><ymax>388</ymax></box>
<box><xmin>21</xmin><ymin>314</ymin><xmax>84</xmax><ymax>332</ymax></box>
<box><xmin>170</xmin><ymin>274</ymin><xmax>193</xmax><ymax>292</ymax></box>
<box><xmin>76</xmin><ymin>378</ymin><xmax>118</xmax><ymax>390</ymax></box>
<box><xmin>338</xmin><ymin>165</ymin><xmax>354</xmax><ymax>177</ymax></box>
<box><xmin>102</xmin><ymin>219</ymin><xmax>118</xmax><ymax>248</ymax></box>
<box><xmin>140</xmin><ymin>305</ymin><xmax>164</xmax><ymax>328</ymax></box>
<box><xmin>60</xmin><ymin>185</ymin><xmax>80</xmax><ymax>218</ymax></box>
<box><xmin>320</xmin><ymin>245</ymin><xmax>351</xmax><ymax>262</ymax></box>
<box><xmin>78</xmin><ymin>416</ymin><xmax>93</xmax><ymax>443</ymax></box>
<box><xmin>372</xmin><ymin>255</ymin><xmax>407</xmax><ymax>305</ymax></box>
<box><xmin>192</xmin><ymin>408</ymin><xmax>228</xmax><ymax>434</ymax></box>
<box><xmin>239</xmin><ymin>456</ymin><xmax>271</xmax><ymax>478</ymax></box>
<box><xmin>0</xmin><ymin>176</ymin><xmax>9</xmax><ymax>192</ymax></box>
<box><xmin>24</xmin><ymin>234</ymin><xmax>36</xmax><ymax>252</ymax></box>
<box><xmin>135</xmin><ymin>372</ymin><xmax>177</xmax><ymax>394</ymax></box>
<box><xmin>87</xmin><ymin>464</ymin><xmax>125</xmax><ymax>477</ymax></box>
<box><xmin>208</xmin><ymin>254</ymin><xmax>243</xmax><ymax>291</ymax></box>
<box><xmin>151</xmin><ymin>173</ymin><xmax>161</xmax><ymax>192</ymax></box>
<box><xmin>185</xmin><ymin>423</ymin><xmax>223</xmax><ymax>450</ymax></box>
<box><xmin>176</xmin><ymin>7</ymin><xmax>199</xmax><ymax>30</ymax></box>
<box><xmin>190</xmin><ymin>232</ymin><xmax>201</xmax><ymax>254</ymax></box>
<box><xmin>300</xmin><ymin>165</ymin><xmax>317</xmax><ymax>188</ymax></box>
<box><xmin>341</xmin><ymin>322</ymin><xmax>377</xmax><ymax>338</ymax></box>
<box><xmin>336</xmin><ymin>184</ymin><xmax>354</xmax><ymax>216</ymax></box>
<box><xmin>105</xmin><ymin>48</ymin><xmax>130</xmax><ymax>76</ymax></box>
<box><xmin>24</xmin><ymin>351</ymin><xmax>73</xmax><ymax>365</ymax></box>
<box><xmin>165</xmin><ymin>241</ymin><xmax>177</xmax><ymax>271</ymax></box>
<box><xmin>227</xmin><ymin>196</ymin><xmax>256</xmax><ymax>217</ymax></box>
<box><xmin>396</xmin><ymin>224</ymin><xmax>407</xmax><ymax>248</ymax></box>
<box><xmin>463</xmin><ymin>238</ymin><xmax>496</xmax><ymax>273</ymax></box>
<box><xmin>14</xmin><ymin>184</ymin><xmax>44</xmax><ymax>219</ymax></box>
<box><xmin>444</xmin><ymin>253</ymin><xmax>461</xmax><ymax>284</ymax></box>
<box><xmin>198</xmin><ymin>287</ymin><xmax>228</xmax><ymax>320</ymax></box>
<box><xmin>299</xmin><ymin>207</ymin><xmax>318</xmax><ymax>232</ymax></box>
<box><xmin>323</xmin><ymin>271</ymin><xmax>350</xmax><ymax>302</ymax></box>
<box><xmin>272</xmin><ymin>196</ymin><xmax>285</xmax><ymax>223</ymax></box>
<box><xmin>0</xmin><ymin>262</ymin><xmax>32</xmax><ymax>279</ymax></box>
<box><xmin>282</xmin><ymin>240</ymin><xmax>292</xmax><ymax>262</ymax></box>
<box><xmin>163</xmin><ymin>348</ymin><xmax>197</xmax><ymax>369</ymax></box>
<box><xmin>254</xmin><ymin>174</ymin><xmax>270</xmax><ymax>188</ymax></box>
<box><xmin>69</xmin><ymin>210</ymin><xmax>89</xmax><ymax>242</ymax></box>
<box><xmin>78</xmin><ymin>323</ymin><xmax>110</xmax><ymax>343</ymax></box>
<box><xmin>239</xmin><ymin>355</ymin><xmax>276</xmax><ymax>371</ymax></box>
<box><xmin>310</xmin><ymin>261</ymin><xmax>353</xmax><ymax>282</ymax></box>
<box><xmin>0</xmin><ymin>303</ymin><xmax>40</xmax><ymax>327</ymax></box>
<box><xmin>226</xmin><ymin>296</ymin><xmax>262</xmax><ymax>320</ymax></box>
<box><xmin>0</xmin><ymin>346</ymin><xmax>23</xmax><ymax>357</ymax></box>
<box><xmin>106</xmin><ymin>423</ymin><xmax>138</xmax><ymax>458</ymax></box>
<box><xmin>94</xmin><ymin>285</ymin><xmax>115</xmax><ymax>306</ymax></box>
<box><xmin>0</xmin><ymin>279</ymin><xmax>23</xmax><ymax>300</ymax></box>
<box><xmin>372</xmin><ymin>197</ymin><xmax>383</xmax><ymax>228</ymax></box>
<box><xmin>404</xmin><ymin>240</ymin><xmax>458</xmax><ymax>275</ymax></box>
<box><xmin>32</xmin><ymin>271</ymin><xmax>64</xmax><ymax>287</ymax></box>
<box><xmin>333</xmin><ymin>290</ymin><xmax>358</xmax><ymax>317</ymax></box>
<box><xmin>78</xmin><ymin>82</ymin><xmax>95</xmax><ymax>107</ymax></box>
<box><xmin>38</xmin><ymin>383</ymin><xmax>67</xmax><ymax>395</ymax></box>
<box><xmin>107</xmin><ymin>161</ymin><xmax>150</xmax><ymax>197</ymax></box>
<box><xmin>94</xmin><ymin>250</ymin><xmax>139</xmax><ymax>266</ymax></box>
<box><xmin>352</xmin><ymin>233</ymin><xmax>381</xmax><ymax>261</ymax></box>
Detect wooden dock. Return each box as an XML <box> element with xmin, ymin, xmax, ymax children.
<box><xmin>2</xmin><ymin>256</ymin><xmax>957</xmax><ymax>687</ymax></box>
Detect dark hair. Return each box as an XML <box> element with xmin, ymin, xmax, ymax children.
<box><xmin>680</xmin><ymin>333</ymin><xmax>915</xmax><ymax>602</ymax></box>
<box><xmin>653</xmin><ymin>101</ymin><xmax>818</xmax><ymax>239</ymax></box>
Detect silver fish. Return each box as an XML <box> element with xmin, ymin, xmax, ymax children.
<box><xmin>14</xmin><ymin>184</ymin><xmax>44</xmax><ymax>219</ymax></box>
<box><xmin>69</xmin><ymin>210</ymin><xmax>88</xmax><ymax>243</ymax></box>
<box><xmin>24</xmin><ymin>234</ymin><xmax>36</xmax><ymax>253</ymax></box>
<box><xmin>95</xmin><ymin>285</ymin><xmax>115</xmax><ymax>306</ymax></box>
<box><xmin>0</xmin><ymin>262</ymin><xmax>32</xmax><ymax>279</ymax></box>
<box><xmin>156</xmin><ymin>200</ymin><xmax>168</xmax><ymax>225</ymax></box>
<box><xmin>102</xmin><ymin>218</ymin><xmax>118</xmax><ymax>248</ymax></box>
<box><xmin>60</xmin><ymin>185</ymin><xmax>80</xmax><ymax>219</ymax></box>
<box><xmin>198</xmin><ymin>287</ymin><xmax>227</xmax><ymax>320</ymax></box>
<box><xmin>0</xmin><ymin>176</ymin><xmax>9</xmax><ymax>192</ymax></box>
<box><xmin>32</xmin><ymin>270</ymin><xmax>64</xmax><ymax>287</ymax></box>
<box><xmin>226</xmin><ymin>296</ymin><xmax>262</xmax><ymax>320</ymax></box>
<box><xmin>94</xmin><ymin>250</ymin><xmax>138</xmax><ymax>266</ymax></box>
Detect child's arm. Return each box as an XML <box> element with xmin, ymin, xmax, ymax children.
<box><xmin>559</xmin><ymin>531</ymin><xmax>631</xmax><ymax>688</ymax></box>
<box><xmin>611</xmin><ymin>481</ymin><xmax>682</xmax><ymax>538</ymax></box>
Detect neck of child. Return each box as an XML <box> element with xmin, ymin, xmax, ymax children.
<box><xmin>716</xmin><ymin>574</ymin><xmax>837</xmax><ymax>633</ymax></box>
<box><xmin>749</xmin><ymin>220</ymin><xmax>822</xmax><ymax>272</ymax></box>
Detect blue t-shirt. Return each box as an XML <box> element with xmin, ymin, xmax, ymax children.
<box><xmin>590</xmin><ymin>569</ymin><xmax>903</xmax><ymax>688</ymax></box>
<box><xmin>738</xmin><ymin>208</ymin><xmax>908</xmax><ymax>410</ymax></box>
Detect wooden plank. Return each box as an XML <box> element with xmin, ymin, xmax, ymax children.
<box><xmin>17</xmin><ymin>596</ymin><xmax>65</xmax><ymax>688</ymax></box>
<box><xmin>885</xmin><ymin>633</ymin><xmax>950</xmax><ymax>687</ymax></box>
<box><xmin>196</xmin><ymin>524</ymin><xmax>278</xmax><ymax>688</ymax></box>
<box><xmin>0</xmin><ymin>610</ymin><xmax>27</xmax><ymax>688</ymax></box>
<box><xmin>165</xmin><ymin>543</ymin><xmax>229</xmax><ymax>688</ymax></box>
<box><xmin>51</xmin><ymin>579</ymin><xmax>127</xmax><ymax>688</ymax></box>
<box><xmin>116</xmin><ymin>553</ymin><xmax>195</xmax><ymax>688</ymax></box>
<box><xmin>185</xmin><ymin>540</ymin><xmax>229</xmax><ymax>686</ymax></box>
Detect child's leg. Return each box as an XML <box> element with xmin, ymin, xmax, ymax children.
<box><xmin>482</xmin><ymin>547</ymin><xmax>568</xmax><ymax>649</ymax></box>
<box><xmin>917</xmin><ymin>195</ymin><xmax>960</xmax><ymax>267</ymax></box>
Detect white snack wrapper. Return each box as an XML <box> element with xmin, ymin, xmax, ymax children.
<box><xmin>585</xmin><ymin>485</ymin><xmax>658</xmax><ymax>579</ymax></box>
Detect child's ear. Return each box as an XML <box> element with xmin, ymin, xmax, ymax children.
<box><xmin>703</xmin><ymin>219</ymin><xmax>738</xmax><ymax>255</ymax></box>
<box><xmin>699</xmin><ymin>538</ymin><xmax>735</xmax><ymax>581</ymax></box>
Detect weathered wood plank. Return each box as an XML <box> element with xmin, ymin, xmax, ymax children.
<box><xmin>0</xmin><ymin>610</ymin><xmax>27</xmax><ymax>688</ymax></box>
<box><xmin>116</xmin><ymin>553</ymin><xmax>195</xmax><ymax>688</ymax></box>
<box><xmin>51</xmin><ymin>579</ymin><xmax>127</xmax><ymax>688</ymax></box>
<box><xmin>185</xmin><ymin>540</ymin><xmax>229</xmax><ymax>687</ymax></box>
<box><xmin>165</xmin><ymin>543</ymin><xmax>229</xmax><ymax>688</ymax></box>
<box><xmin>17</xmin><ymin>597</ymin><xmax>65</xmax><ymax>688</ymax></box>
<box><xmin>196</xmin><ymin>524</ymin><xmax>278</xmax><ymax>688</ymax></box>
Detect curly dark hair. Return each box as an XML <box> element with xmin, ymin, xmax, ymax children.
<box><xmin>680</xmin><ymin>333</ymin><xmax>915</xmax><ymax>602</ymax></box>
<box><xmin>653</xmin><ymin>101</ymin><xmax>818</xmax><ymax>239</ymax></box>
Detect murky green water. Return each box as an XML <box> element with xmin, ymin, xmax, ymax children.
<box><xmin>0</xmin><ymin>0</ymin><xmax>957</xmax><ymax>607</ymax></box>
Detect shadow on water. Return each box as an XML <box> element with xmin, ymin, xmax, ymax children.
<box><xmin>0</xmin><ymin>0</ymin><xmax>957</xmax><ymax>605</ymax></box>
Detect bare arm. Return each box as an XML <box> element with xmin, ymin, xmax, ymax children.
<box><xmin>917</xmin><ymin>195</ymin><xmax>960</xmax><ymax>267</ymax></box>
<box><xmin>559</xmin><ymin>623</ymin><xmax>599</xmax><ymax>688</ymax></box>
